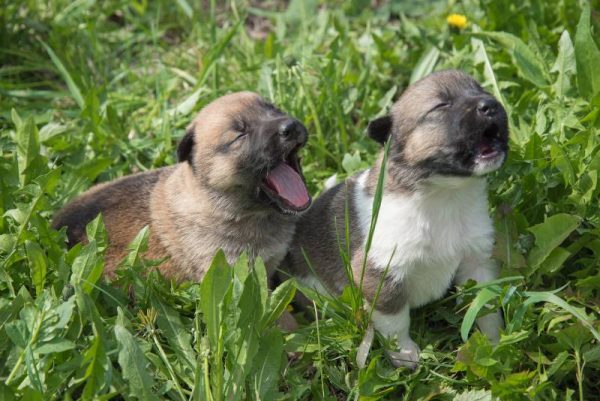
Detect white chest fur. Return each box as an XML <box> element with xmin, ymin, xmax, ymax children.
<box><xmin>354</xmin><ymin>172</ymin><xmax>494</xmax><ymax>308</ymax></box>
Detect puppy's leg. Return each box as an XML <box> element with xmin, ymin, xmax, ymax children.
<box><xmin>371</xmin><ymin>306</ymin><xmax>420</xmax><ymax>369</ymax></box>
<box><xmin>455</xmin><ymin>254</ymin><xmax>503</xmax><ymax>342</ymax></box>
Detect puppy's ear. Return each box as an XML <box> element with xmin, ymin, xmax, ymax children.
<box><xmin>177</xmin><ymin>126</ymin><xmax>195</xmax><ymax>163</ymax></box>
<box><xmin>367</xmin><ymin>116</ymin><xmax>392</xmax><ymax>145</ymax></box>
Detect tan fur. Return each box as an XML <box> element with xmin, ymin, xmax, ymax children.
<box><xmin>53</xmin><ymin>92</ymin><xmax>307</xmax><ymax>280</ymax></box>
<box><xmin>403</xmin><ymin>125</ymin><xmax>446</xmax><ymax>164</ymax></box>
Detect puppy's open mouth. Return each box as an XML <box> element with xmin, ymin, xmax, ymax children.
<box><xmin>260</xmin><ymin>147</ymin><xmax>311</xmax><ymax>214</ymax></box>
<box><xmin>472</xmin><ymin>124</ymin><xmax>507</xmax><ymax>175</ymax></box>
<box><xmin>475</xmin><ymin>125</ymin><xmax>505</xmax><ymax>161</ymax></box>
<box><xmin>477</xmin><ymin>140</ymin><xmax>500</xmax><ymax>160</ymax></box>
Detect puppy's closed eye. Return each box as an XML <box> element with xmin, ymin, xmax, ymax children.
<box><xmin>232</xmin><ymin>132</ymin><xmax>247</xmax><ymax>142</ymax></box>
<box><xmin>430</xmin><ymin>102</ymin><xmax>452</xmax><ymax>112</ymax></box>
<box><xmin>225</xmin><ymin>120</ymin><xmax>249</xmax><ymax>146</ymax></box>
<box><xmin>218</xmin><ymin>132</ymin><xmax>247</xmax><ymax>151</ymax></box>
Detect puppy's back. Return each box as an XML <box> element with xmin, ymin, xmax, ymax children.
<box><xmin>284</xmin><ymin>178</ymin><xmax>363</xmax><ymax>288</ymax></box>
<box><xmin>53</xmin><ymin>168</ymin><xmax>173</xmax><ymax>272</ymax></box>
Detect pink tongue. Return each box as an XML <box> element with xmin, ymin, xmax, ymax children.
<box><xmin>478</xmin><ymin>143</ymin><xmax>497</xmax><ymax>158</ymax></box>
<box><xmin>265</xmin><ymin>163</ymin><xmax>310</xmax><ymax>209</ymax></box>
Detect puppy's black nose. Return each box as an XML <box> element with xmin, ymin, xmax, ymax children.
<box><xmin>477</xmin><ymin>98</ymin><xmax>499</xmax><ymax>117</ymax></box>
<box><xmin>279</xmin><ymin>119</ymin><xmax>304</xmax><ymax>140</ymax></box>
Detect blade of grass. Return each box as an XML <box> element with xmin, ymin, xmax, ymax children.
<box><xmin>39</xmin><ymin>41</ymin><xmax>84</xmax><ymax>109</ymax></box>
<box><xmin>359</xmin><ymin>139</ymin><xmax>391</xmax><ymax>294</ymax></box>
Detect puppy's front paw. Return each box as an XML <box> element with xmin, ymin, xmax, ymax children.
<box><xmin>387</xmin><ymin>339</ymin><xmax>420</xmax><ymax>369</ymax></box>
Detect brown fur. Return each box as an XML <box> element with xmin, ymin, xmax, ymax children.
<box><xmin>53</xmin><ymin>92</ymin><xmax>309</xmax><ymax>280</ymax></box>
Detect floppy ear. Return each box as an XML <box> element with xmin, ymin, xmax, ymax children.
<box><xmin>367</xmin><ymin>116</ymin><xmax>392</xmax><ymax>145</ymax></box>
<box><xmin>177</xmin><ymin>126</ymin><xmax>195</xmax><ymax>163</ymax></box>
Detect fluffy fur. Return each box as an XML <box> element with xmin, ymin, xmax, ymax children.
<box><xmin>53</xmin><ymin>92</ymin><xmax>311</xmax><ymax>280</ymax></box>
<box><xmin>283</xmin><ymin>70</ymin><xmax>508</xmax><ymax>368</ymax></box>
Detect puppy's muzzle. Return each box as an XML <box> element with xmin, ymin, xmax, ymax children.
<box><xmin>259</xmin><ymin>117</ymin><xmax>311</xmax><ymax>214</ymax></box>
<box><xmin>476</xmin><ymin>98</ymin><xmax>500</xmax><ymax>118</ymax></box>
<box><xmin>278</xmin><ymin>118</ymin><xmax>308</xmax><ymax>146</ymax></box>
<box><xmin>470</xmin><ymin>97</ymin><xmax>508</xmax><ymax>175</ymax></box>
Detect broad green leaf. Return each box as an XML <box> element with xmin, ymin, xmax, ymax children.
<box><xmin>550</xmin><ymin>144</ymin><xmax>576</xmax><ymax>185</ymax></box>
<box><xmin>25</xmin><ymin>241</ymin><xmax>46</xmax><ymax>296</ymax></box>
<box><xmin>579</xmin><ymin>169</ymin><xmax>598</xmax><ymax>204</ymax></box>
<box><xmin>237</xmin><ymin>272</ymin><xmax>263</xmax><ymax>331</ymax></box>
<box><xmin>115</xmin><ymin>310</ymin><xmax>160</xmax><ymax>401</ymax></box>
<box><xmin>461</xmin><ymin>287</ymin><xmax>499</xmax><ymax>341</ymax></box>
<box><xmin>262</xmin><ymin>279</ymin><xmax>296</xmax><ymax>329</ymax></box>
<box><xmin>0</xmin><ymin>383</ymin><xmax>16</xmax><ymax>401</ymax></box>
<box><xmin>11</xmin><ymin>108</ymin><xmax>23</xmax><ymax>130</ymax></box>
<box><xmin>574</xmin><ymin>3</ymin><xmax>600</xmax><ymax>98</ymax></box>
<box><xmin>454</xmin><ymin>389</ymin><xmax>492</xmax><ymax>401</ymax></box>
<box><xmin>538</xmin><ymin>247</ymin><xmax>571</xmax><ymax>275</ymax></box>
<box><xmin>74</xmin><ymin>291</ymin><xmax>106</xmax><ymax>338</ymax></box>
<box><xmin>38</xmin><ymin>122</ymin><xmax>68</xmax><ymax>143</ymax></box>
<box><xmin>85</xmin><ymin>214</ymin><xmax>107</xmax><ymax>252</ymax></box>
<box><xmin>551</xmin><ymin>30</ymin><xmax>576</xmax><ymax>98</ymax></box>
<box><xmin>5</xmin><ymin>320</ymin><xmax>29</xmax><ymax>348</ymax></box>
<box><xmin>547</xmin><ymin>351</ymin><xmax>569</xmax><ymax>377</ymax></box>
<box><xmin>253</xmin><ymin>257</ymin><xmax>268</xmax><ymax>311</ymax></box>
<box><xmin>554</xmin><ymin>323</ymin><xmax>591</xmax><ymax>352</ymax></box>
<box><xmin>357</xmin><ymin>356</ymin><xmax>397</xmax><ymax>398</ymax></box>
<box><xmin>53</xmin><ymin>297</ymin><xmax>75</xmax><ymax>330</ymax></box>
<box><xmin>0</xmin><ymin>234</ymin><xmax>15</xmax><ymax>254</ymax></box>
<box><xmin>35</xmin><ymin>338</ymin><xmax>76</xmax><ymax>354</ymax></box>
<box><xmin>527</xmin><ymin>214</ymin><xmax>581</xmax><ymax>267</ymax></box>
<box><xmin>78</xmin><ymin>335</ymin><xmax>111</xmax><ymax>400</ymax></box>
<box><xmin>342</xmin><ymin>151</ymin><xmax>363</xmax><ymax>175</ymax></box>
<box><xmin>14</xmin><ymin>115</ymin><xmax>40</xmax><ymax>186</ymax></box>
<box><xmin>523</xmin><ymin>291</ymin><xmax>600</xmax><ymax>341</ymax></box>
<box><xmin>0</xmin><ymin>288</ymin><xmax>30</xmax><ymax>328</ymax></box>
<box><xmin>250</xmin><ymin>329</ymin><xmax>283</xmax><ymax>401</ymax></box>
<box><xmin>232</xmin><ymin>252</ymin><xmax>250</xmax><ymax>290</ymax></box>
<box><xmin>124</xmin><ymin>226</ymin><xmax>150</xmax><ymax>267</ymax></box>
<box><xmin>151</xmin><ymin>298</ymin><xmax>196</xmax><ymax>371</ymax></box>
<box><xmin>476</xmin><ymin>32</ymin><xmax>549</xmax><ymax>88</ymax></box>
<box><xmin>200</xmin><ymin>250</ymin><xmax>232</xmax><ymax>348</ymax></box>
<box><xmin>410</xmin><ymin>47</ymin><xmax>440</xmax><ymax>84</ymax></box>
<box><xmin>34</xmin><ymin>168</ymin><xmax>61</xmax><ymax>195</ymax></box>
<box><xmin>584</xmin><ymin>345</ymin><xmax>600</xmax><ymax>363</ymax></box>
<box><xmin>70</xmin><ymin>240</ymin><xmax>103</xmax><ymax>294</ymax></box>
<box><xmin>224</xmin><ymin>325</ymin><xmax>260</xmax><ymax>400</ymax></box>
<box><xmin>225</xmin><ymin>327</ymin><xmax>263</xmax><ymax>399</ymax></box>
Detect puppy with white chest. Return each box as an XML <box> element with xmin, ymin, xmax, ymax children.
<box><xmin>53</xmin><ymin>92</ymin><xmax>311</xmax><ymax>280</ymax></box>
<box><xmin>284</xmin><ymin>70</ymin><xmax>509</xmax><ymax>368</ymax></box>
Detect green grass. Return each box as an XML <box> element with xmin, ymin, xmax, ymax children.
<box><xmin>1</xmin><ymin>0</ymin><xmax>600</xmax><ymax>399</ymax></box>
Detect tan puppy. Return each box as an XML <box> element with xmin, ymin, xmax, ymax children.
<box><xmin>283</xmin><ymin>71</ymin><xmax>509</xmax><ymax>368</ymax></box>
<box><xmin>53</xmin><ymin>92</ymin><xmax>311</xmax><ymax>279</ymax></box>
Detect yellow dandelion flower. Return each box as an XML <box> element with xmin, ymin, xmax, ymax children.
<box><xmin>447</xmin><ymin>13</ymin><xmax>468</xmax><ymax>29</ymax></box>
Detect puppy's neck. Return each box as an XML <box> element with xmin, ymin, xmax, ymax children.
<box><xmin>366</xmin><ymin>152</ymin><xmax>486</xmax><ymax>196</ymax></box>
